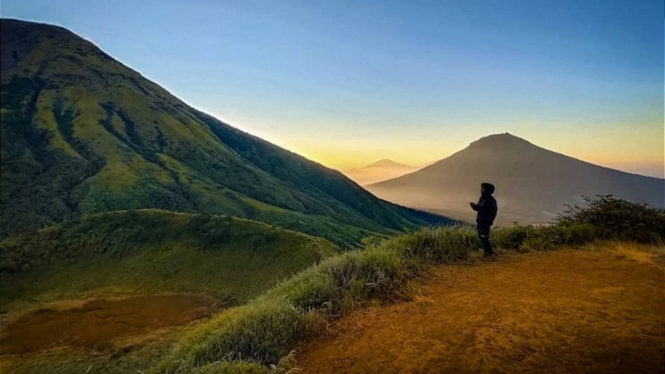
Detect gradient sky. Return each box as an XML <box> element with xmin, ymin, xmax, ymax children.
<box><xmin>2</xmin><ymin>0</ymin><xmax>664</xmax><ymax>177</ymax></box>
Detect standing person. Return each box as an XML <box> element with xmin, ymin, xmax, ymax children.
<box><xmin>469</xmin><ymin>183</ymin><xmax>498</xmax><ymax>256</ymax></box>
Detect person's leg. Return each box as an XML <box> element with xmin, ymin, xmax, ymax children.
<box><xmin>484</xmin><ymin>226</ymin><xmax>494</xmax><ymax>255</ymax></box>
<box><xmin>478</xmin><ymin>224</ymin><xmax>494</xmax><ymax>255</ymax></box>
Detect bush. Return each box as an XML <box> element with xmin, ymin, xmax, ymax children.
<box><xmin>556</xmin><ymin>195</ymin><xmax>665</xmax><ymax>243</ymax></box>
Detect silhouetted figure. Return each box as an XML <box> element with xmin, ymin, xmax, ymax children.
<box><xmin>469</xmin><ymin>183</ymin><xmax>497</xmax><ymax>256</ymax></box>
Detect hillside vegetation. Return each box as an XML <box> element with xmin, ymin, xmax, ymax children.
<box><xmin>0</xmin><ymin>210</ymin><xmax>339</xmax><ymax>311</ymax></box>
<box><xmin>149</xmin><ymin>196</ymin><xmax>664</xmax><ymax>373</ymax></box>
<box><xmin>0</xmin><ymin>19</ymin><xmax>451</xmax><ymax>244</ymax></box>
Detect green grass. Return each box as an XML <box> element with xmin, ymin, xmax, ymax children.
<box><xmin>0</xmin><ymin>210</ymin><xmax>339</xmax><ymax>311</ymax></box>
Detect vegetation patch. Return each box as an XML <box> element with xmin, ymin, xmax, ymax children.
<box><xmin>609</xmin><ymin>241</ymin><xmax>664</xmax><ymax>264</ymax></box>
<box><xmin>556</xmin><ymin>195</ymin><xmax>665</xmax><ymax>243</ymax></box>
<box><xmin>153</xmin><ymin>197</ymin><xmax>663</xmax><ymax>373</ymax></box>
<box><xmin>0</xmin><ymin>210</ymin><xmax>339</xmax><ymax>311</ymax></box>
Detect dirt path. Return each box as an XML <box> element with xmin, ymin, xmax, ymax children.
<box><xmin>0</xmin><ymin>294</ymin><xmax>219</xmax><ymax>355</ymax></box>
<box><xmin>298</xmin><ymin>248</ymin><xmax>665</xmax><ymax>374</ymax></box>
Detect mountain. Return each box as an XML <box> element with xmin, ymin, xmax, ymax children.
<box><xmin>366</xmin><ymin>159</ymin><xmax>411</xmax><ymax>168</ymax></box>
<box><xmin>0</xmin><ymin>19</ymin><xmax>452</xmax><ymax>244</ymax></box>
<box><xmin>0</xmin><ymin>210</ymin><xmax>338</xmax><ymax>311</ymax></box>
<box><xmin>367</xmin><ymin>133</ymin><xmax>665</xmax><ymax>225</ymax></box>
<box><xmin>343</xmin><ymin>159</ymin><xmax>419</xmax><ymax>185</ymax></box>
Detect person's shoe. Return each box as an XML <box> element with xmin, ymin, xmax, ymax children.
<box><xmin>483</xmin><ymin>252</ymin><xmax>496</xmax><ymax>259</ymax></box>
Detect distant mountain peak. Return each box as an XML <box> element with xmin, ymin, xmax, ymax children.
<box><xmin>367</xmin><ymin>159</ymin><xmax>409</xmax><ymax>168</ymax></box>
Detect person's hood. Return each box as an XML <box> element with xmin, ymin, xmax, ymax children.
<box><xmin>481</xmin><ymin>182</ymin><xmax>495</xmax><ymax>196</ymax></box>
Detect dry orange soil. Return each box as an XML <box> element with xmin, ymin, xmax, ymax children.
<box><xmin>0</xmin><ymin>294</ymin><xmax>218</xmax><ymax>355</ymax></box>
<box><xmin>298</xmin><ymin>248</ymin><xmax>665</xmax><ymax>374</ymax></box>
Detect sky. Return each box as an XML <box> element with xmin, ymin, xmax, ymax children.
<box><xmin>2</xmin><ymin>0</ymin><xmax>664</xmax><ymax>177</ymax></box>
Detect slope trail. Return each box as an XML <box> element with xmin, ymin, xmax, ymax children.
<box><xmin>298</xmin><ymin>248</ymin><xmax>665</xmax><ymax>374</ymax></box>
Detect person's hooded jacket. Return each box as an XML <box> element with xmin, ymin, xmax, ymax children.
<box><xmin>472</xmin><ymin>183</ymin><xmax>498</xmax><ymax>226</ymax></box>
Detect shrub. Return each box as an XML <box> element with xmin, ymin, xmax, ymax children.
<box><xmin>556</xmin><ymin>195</ymin><xmax>665</xmax><ymax>243</ymax></box>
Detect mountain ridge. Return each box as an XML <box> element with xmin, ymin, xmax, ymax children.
<box><xmin>368</xmin><ymin>133</ymin><xmax>664</xmax><ymax>224</ymax></box>
<box><xmin>0</xmin><ymin>18</ymin><xmax>452</xmax><ymax>243</ymax></box>
<box><xmin>364</xmin><ymin>159</ymin><xmax>413</xmax><ymax>169</ymax></box>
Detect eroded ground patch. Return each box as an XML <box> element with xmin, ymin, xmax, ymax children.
<box><xmin>0</xmin><ymin>294</ymin><xmax>219</xmax><ymax>355</ymax></box>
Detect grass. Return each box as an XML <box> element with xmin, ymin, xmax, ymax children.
<box><xmin>609</xmin><ymin>241</ymin><xmax>665</xmax><ymax>264</ymax></box>
<box><xmin>152</xmin><ymin>222</ymin><xmax>606</xmax><ymax>373</ymax></box>
<box><xmin>0</xmin><ymin>210</ymin><xmax>339</xmax><ymax>311</ymax></box>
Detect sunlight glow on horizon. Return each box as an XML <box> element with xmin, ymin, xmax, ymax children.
<box><xmin>212</xmin><ymin>110</ymin><xmax>664</xmax><ymax>178</ymax></box>
<box><xmin>4</xmin><ymin>0</ymin><xmax>663</xmax><ymax>178</ymax></box>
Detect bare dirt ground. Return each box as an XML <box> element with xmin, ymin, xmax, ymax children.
<box><xmin>0</xmin><ymin>294</ymin><xmax>219</xmax><ymax>355</ymax></box>
<box><xmin>298</xmin><ymin>247</ymin><xmax>665</xmax><ymax>374</ymax></box>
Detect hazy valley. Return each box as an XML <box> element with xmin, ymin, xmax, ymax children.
<box><xmin>342</xmin><ymin>159</ymin><xmax>427</xmax><ymax>185</ymax></box>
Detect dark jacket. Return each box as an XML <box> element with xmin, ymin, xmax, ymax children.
<box><xmin>471</xmin><ymin>183</ymin><xmax>498</xmax><ymax>226</ymax></box>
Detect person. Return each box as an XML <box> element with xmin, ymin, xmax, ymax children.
<box><xmin>469</xmin><ymin>183</ymin><xmax>498</xmax><ymax>256</ymax></box>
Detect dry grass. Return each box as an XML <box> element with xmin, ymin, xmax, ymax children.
<box><xmin>609</xmin><ymin>242</ymin><xmax>664</xmax><ymax>264</ymax></box>
<box><xmin>465</xmin><ymin>251</ymin><xmax>486</xmax><ymax>264</ymax></box>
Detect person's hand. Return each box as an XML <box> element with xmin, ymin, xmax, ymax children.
<box><xmin>469</xmin><ymin>202</ymin><xmax>475</xmax><ymax>208</ymax></box>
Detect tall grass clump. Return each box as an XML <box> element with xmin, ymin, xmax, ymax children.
<box><xmin>609</xmin><ymin>241</ymin><xmax>664</xmax><ymax>264</ymax></box>
<box><xmin>491</xmin><ymin>225</ymin><xmax>536</xmax><ymax>250</ymax></box>
<box><xmin>273</xmin><ymin>226</ymin><xmax>479</xmax><ymax>315</ymax></box>
<box><xmin>154</xmin><ymin>297</ymin><xmax>318</xmax><ymax>373</ymax></box>
<box><xmin>492</xmin><ymin>223</ymin><xmax>598</xmax><ymax>252</ymax></box>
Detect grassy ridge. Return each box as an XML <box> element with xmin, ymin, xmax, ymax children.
<box><xmin>0</xmin><ymin>210</ymin><xmax>339</xmax><ymax>311</ymax></box>
<box><xmin>153</xmin><ymin>197</ymin><xmax>664</xmax><ymax>373</ymax></box>
<box><xmin>155</xmin><ymin>224</ymin><xmax>599</xmax><ymax>373</ymax></box>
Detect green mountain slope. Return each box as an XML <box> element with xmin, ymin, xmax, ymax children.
<box><xmin>0</xmin><ymin>209</ymin><xmax>339</xmax><ymax>311</ymax></box>
<box><xmin>0</xmin><ymin>19</ymin><xmax>452</xmax><ymax>244</ymax></box>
